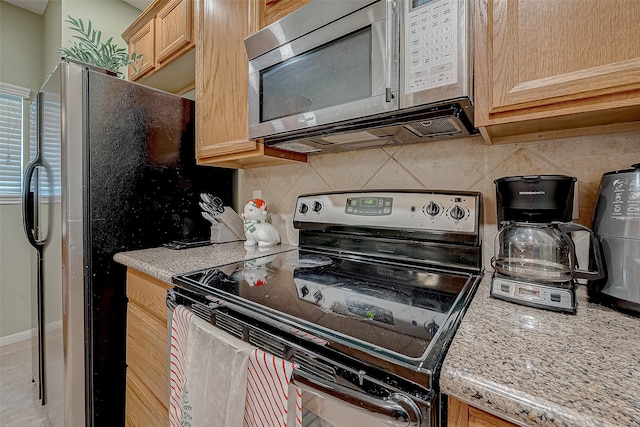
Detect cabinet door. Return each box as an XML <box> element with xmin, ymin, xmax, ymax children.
<box><xmin>263</xmin><ymin>0</ymin><xmax>314</xmax><ymax>27</ymax></box>
<box><xmin>128</xmin><ymin>19</ymin><xmax>156</xmax><ymax>80</ymax></box>
<box><xmin>475</xmin><ymin>0</ymin><xmax>640</xmax><ymax>127</ymax></box>
<box><xmin>125</xmin><ymin>270</ymin><xmax>172</xmax><ymax>426</ymax></box>
<box><xmin>126</xmin><ymin>371</ymin><xmax>167</xmax><ymax>427</ymax></box>
<box><xmin>156</xmin><ymin>0</ymin><xmax>193</xmax><ymax>64</ymax></box>
<box><xmin>448</xmin><ymin>396</ymin><xmax>519</xmax><ymax>427</ymax></box>
<box><xmin>127</xmin><ymin>301</ymin><xmax>170</xmax><ymax>407</ymax></box>
<box><xmin>195</xmin><ymin>0</ymin><xmax>307</xmax><ymax>168</ymax></box>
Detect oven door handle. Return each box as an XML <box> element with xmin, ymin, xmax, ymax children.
<box><xmin>291</xmin><ymin>369</ymin><xmax>422</xmax><ymax>427</ymax></box>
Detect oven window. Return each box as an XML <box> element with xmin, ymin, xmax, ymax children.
<box><xmin>260</xmin><ymin>27</ymin><xmax>373</xmax><ymax>122</ymax></box>
<box><xmin>302</xmin><ymin>392</ymin><xmax>392</xmax><ymax>427</ymax></box>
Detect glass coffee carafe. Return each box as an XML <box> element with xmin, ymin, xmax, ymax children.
<box><xmin>492</xmin><ymin>222</ymin><xmax>604</xmax><ymax>283</ymax></box>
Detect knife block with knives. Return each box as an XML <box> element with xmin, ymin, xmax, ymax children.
<box><xmin>199</xmin><ymin>193</ymin><xmax>246</xmax><ymax>243</ymax></box>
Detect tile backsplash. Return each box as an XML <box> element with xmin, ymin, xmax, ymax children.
<box><xmin>238</xmin><ymin>130</ymin><xmax>640</xmax><ymax>270</ymax></box>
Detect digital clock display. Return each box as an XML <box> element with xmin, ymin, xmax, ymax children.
<box><xmin>345</xmin><ymin>197</ymin><xmax>393</xmax><ymax>216</ymax></box>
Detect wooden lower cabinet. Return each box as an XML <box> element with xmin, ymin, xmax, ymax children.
<box><xmin>126</xmin><ymin>371</ymin><xmax>167</xmax><ymax>427</ymax></box>
<box><xmin>125</xmin><ymin>269</ymin><xmax>173</xmax><ymax>427</ymax></box>
<box><xmin>449</xmin><ymin>396</ymin><xmax>519</xmax><ymax>427</ymax></box>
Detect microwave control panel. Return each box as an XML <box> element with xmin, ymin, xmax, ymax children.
<box><xmin>405</xmin><ymin>0</ymin><xmax>460</xmax><ymax>94</ymax></box>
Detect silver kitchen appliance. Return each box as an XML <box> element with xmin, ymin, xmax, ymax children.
<box><xmin>244</xmin><ymin>0</ymin><xmax>474</xmax><ymax>154</ymax></box>
<box><xmin>490</xmin><ymin>176</ymin><xmax>604</xmax><ymax>313</ymax></box>
<box><xmin>170</xmin><ymin>190</ymin><xmax>483</xmax><ymax>426</ymax></box>
<box><xmin>590</xmin><ymin>163</ymin><xmax>640</xmax><ymax>314</ymax></box>
<box><xmin>21</xmin><ymin>59</ymin><xmax>234</xmax><ymax>425</ymax></box>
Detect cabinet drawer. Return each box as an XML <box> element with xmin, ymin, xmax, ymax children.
<box><xmin>448</xmin><ymin>396</ymin><xmax>518</xmax><ymax>427</ymax></box>
<box><xmin>126</xmin><ymin>370</ymin><xmax>167</xmax><ymax>427</ymax></box>
<box><xmin>127</xmin><ymin>301</ymin><xmax>169</xmax><ymax>407</ymax></box>
<box><xmin>126</xmin><ymin>269</ymin><xmax>172</xmax><ymax>321</ymax></box>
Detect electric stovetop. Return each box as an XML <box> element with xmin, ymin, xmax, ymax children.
<box><xmin>174</xmin><ymin>248</ymin><xmax>477</xmax><ymax>363</ymax></box>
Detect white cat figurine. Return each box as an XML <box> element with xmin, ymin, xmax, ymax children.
<box><xmin>241</xmin><ymin>198</ymin><xmax>280</xmax><ymax>247</ymax></box>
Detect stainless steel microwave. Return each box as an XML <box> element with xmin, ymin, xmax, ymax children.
<box><xmin>244</xmin><ymin>0</ymin><xmax>474</xmax><ymax>154</ymax></box>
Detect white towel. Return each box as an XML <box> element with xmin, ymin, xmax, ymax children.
<box><xmin>168</xmin><ymin>305</ymin><xmax>303</xmax><ymax>427</ymax></box>
<box><xmin>244</xmin><ymin>348</ymin><xmax>303</xmax><ymax>427</ymax></box>
<box><xmin>169</xmin><ymin>305</ymin><xmax>194</xmax><ymax>427</ymax></box>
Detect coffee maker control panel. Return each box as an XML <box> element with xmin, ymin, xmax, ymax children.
<box><xmin>491</xmin><ymin>275</ymin><xmax>577</xmax><ymax>313</ymax></box>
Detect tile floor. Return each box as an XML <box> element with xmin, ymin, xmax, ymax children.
<box><xmin>0</xmin><ymin>339</ymin><xmax>49</xmax><ymax>426</ymax></box>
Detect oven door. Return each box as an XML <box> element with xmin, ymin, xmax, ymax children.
<box><xmin>295</xmin><ymin>371</ymin><xmax>427</xmax><ymax>427</ymax></box>
<box><xmin>247</xmin><ymin>0</ymin><xmax>399</xmax><ymax>141</ymax></box>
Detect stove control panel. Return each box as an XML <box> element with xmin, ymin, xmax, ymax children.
<box><xmin>294</xmin><ymin>191</ymin><xmax>480</xmax><ymax>233</ymax></box>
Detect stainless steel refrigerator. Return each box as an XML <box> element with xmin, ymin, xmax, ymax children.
<box><xmin>22</xmin><ymin>59</ymin><xmax>235</xmax><ymax>426</ymax></box>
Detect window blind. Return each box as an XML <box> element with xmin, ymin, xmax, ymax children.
<box><xmin>33</xmin><ymin>99</ymin><xmax>62</xmax><ymax>196</ymax></box>
<box><xmin>0</xmin><ymin>92</ymin><xmax>23</xmax><ymax>198</ymax></box>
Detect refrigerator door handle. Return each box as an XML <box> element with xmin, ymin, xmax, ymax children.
<box><xmin>22</xmin><ymin>157</ymin><xmax>47</xmax><ymax>404</ymax></box>
<box><xmin>22</xmin><ymin>159</ymin><xmax>44</xmax><ymax>250</ymax></box>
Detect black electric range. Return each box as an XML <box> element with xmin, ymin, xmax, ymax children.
<box><xmin>171</xmin><ymin>190</ymin><xmax>484</xmax><ymax>427</ymax></box>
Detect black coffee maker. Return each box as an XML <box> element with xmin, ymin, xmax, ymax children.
<box><xmin>490</xmin><ymin>175</ymin><xmax>604</xmax><ymax>313</ymax></box>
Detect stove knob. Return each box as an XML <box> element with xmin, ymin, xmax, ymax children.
<box><xmin>298</xmin><ymin>203</ymin><xmax>309</xmax><ymax>214</ymax></box>
<box><xmin>299</xmin><ymin>286</ymin><xmax>309</xmax><ymax>298</ymax></box>
<box><xmin>449</xmin><ymin>205</ymin><xmax>466</xmax><ymax>220</ymax></box>
<box><xmin>423</xmin><ymin>201</ymin><xmax>440</xmax><ymax>216</ymax></box>
<box><xmin>312</xmin><ymin>201</ymin><xmax>323</xmax><ymax>212</ymax></box>
<box><xmin>425</xmin><ymin>320</ymin><xmax>439</xmax><ymax>338</ymax></box>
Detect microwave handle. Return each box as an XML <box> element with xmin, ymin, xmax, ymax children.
<box><xmin>385</xmin><ymin>0</ymin><xmax>396</xmax><ymax>102</ymax></box>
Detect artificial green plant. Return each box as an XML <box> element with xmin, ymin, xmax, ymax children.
<box><xmin>58</xmin><ymin>15</ymin><xmax>142</xmax><ymax>78</ymax></box>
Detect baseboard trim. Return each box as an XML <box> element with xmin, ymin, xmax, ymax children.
<box><xmin>0</xmin><ymin>329</ymin><xmax>32</xmax><ymax>347</ymax></box>
<box><xmin>0</xmin><ymin>320</ymin><xmax>63</xmax><ymax>348</ymax></box>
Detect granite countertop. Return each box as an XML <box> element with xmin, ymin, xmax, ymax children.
<box><xmin>115</xmin><ymin>245</ymin><xmax>640</xmax><ymax>427</ymax></box>
<box><xmin>441</xmin><ymin>275</ymin><xmax>640</xmax><ymax>427</ymax></box>
<box><xmin>113</xmin><ymin>241</ymin><xmax>297</xmax><ymax>283</ymax></box>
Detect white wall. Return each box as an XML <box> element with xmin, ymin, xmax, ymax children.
<box><xmin>1</xmin><ymin>0</ymin><xmax>141</xmax><ymax>340</ymax></box>
<box><xmin>0</xmin><ymin>0</ymin><xmax>44</xmax><ymax>339</ymax></box>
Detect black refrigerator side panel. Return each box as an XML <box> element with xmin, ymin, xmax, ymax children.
<box><xmin>84</xmin><ymin>70</ymin><xmax>234</xmax><ymax>426</ymax></box>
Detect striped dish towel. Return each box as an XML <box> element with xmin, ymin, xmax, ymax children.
<box><xmin>168</xmin><ymin>305</ymin><xmax>194</xmax><ymax>427</ymax></box>
<box><xmin>244</xmin><ymin>349</ymin><xmax>303</xmax><ymax>427</ymax></box>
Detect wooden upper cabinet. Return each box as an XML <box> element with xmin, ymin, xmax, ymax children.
<box><xmin>474</xmin><ymin>0</ymin><xmax>640</xmax><ymax>144</ymax></box>
<box><xmin>263</xmin><ymin>0</ymin><xmax>314</xmax><ymax>27</ymax></box>
<box><xmin>156</xmin><ymin>0</ymin><xmax>193</xmax><ymax>63</ymax></box>
<box><xmin>195</xmin><ymin>0</ymin><xmax>306</xmax><ymax>169</ymax></box>
<box><xmin>123</xmin><ymin>0</ymin><xmax>195</xmax><ymax>94</ymax></box>
<box><xmin>127</xmin><ymin>19</ymin><xmax>156</xmax><ymax>79</ymax></box>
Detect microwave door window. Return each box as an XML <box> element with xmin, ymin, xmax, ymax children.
<box><xmin>260</xmin><ymin>27</ymin><xmax>372</xmax><ymax>122</ymax></box>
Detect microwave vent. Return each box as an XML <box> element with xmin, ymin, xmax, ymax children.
<box><xmin>404</xmin><ymin>118</ymin><xmax>462</xmax><ymax>138</ymax></box>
